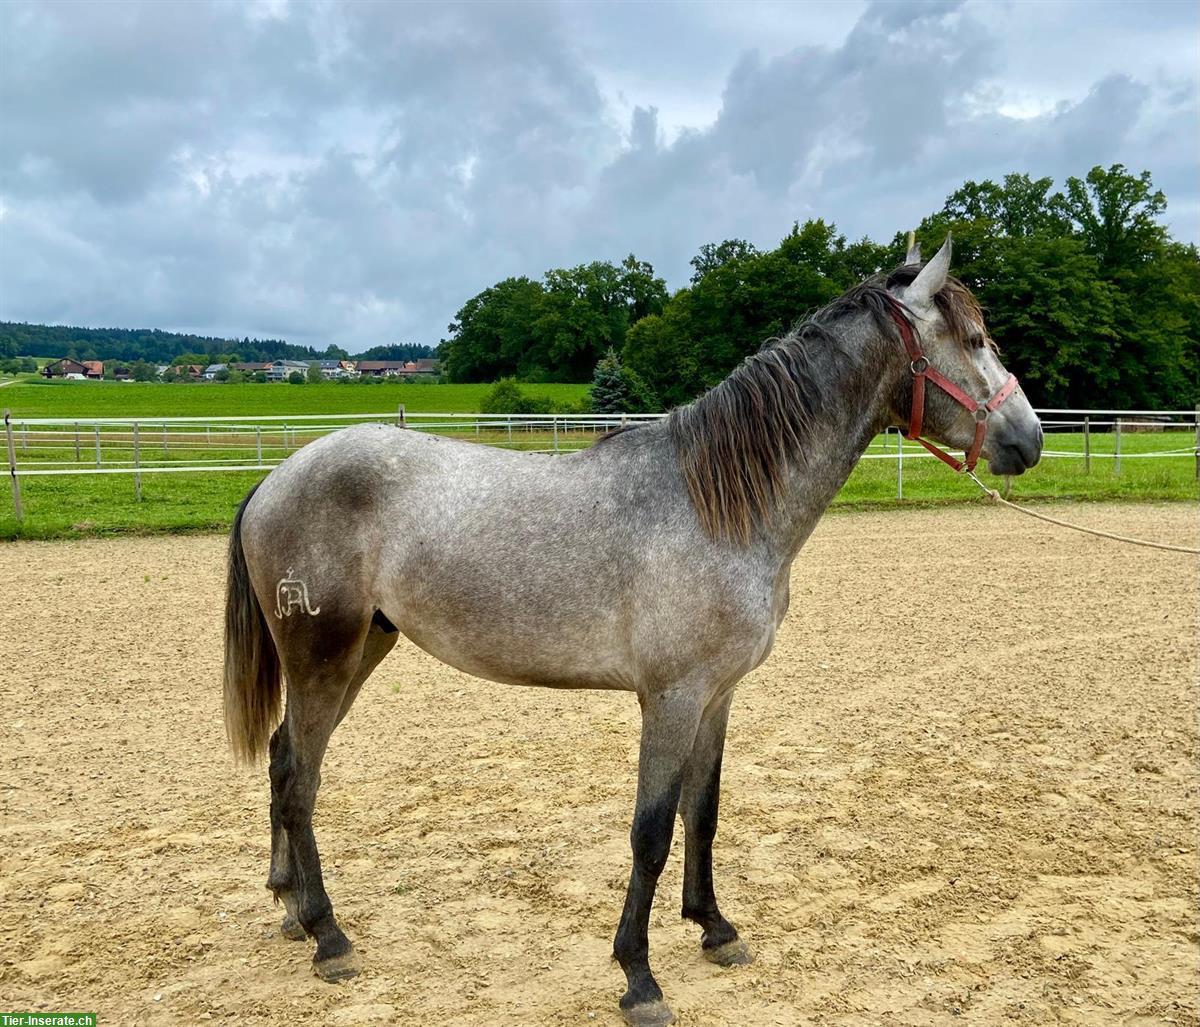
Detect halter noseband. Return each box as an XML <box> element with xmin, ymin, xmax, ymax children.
<box><xmin>886</xmin><ymin>297</ymin><xmax>1018</xmax><ymax>473</ymax></box>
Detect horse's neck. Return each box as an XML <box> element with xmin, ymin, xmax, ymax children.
<box><xmin>763</xmin><ymin>329</ymin><xmax>898</xmax><ymax>560</ymax></box>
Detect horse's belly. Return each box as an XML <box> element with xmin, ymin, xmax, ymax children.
<box><xmin>393</xmin><ymin>611</ymin><xmax>636</xmax><ymax>691</ymax></box>
<box><xmin>382</xmin><ymin>550</ymin><xmax>639</xmax><ymax>691</ymax></box>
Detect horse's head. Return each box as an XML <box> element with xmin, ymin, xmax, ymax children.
<box><xmin>888</xmin><ymin>236</ymin><xmax>1042</xmax><ymax>476</ymax></box>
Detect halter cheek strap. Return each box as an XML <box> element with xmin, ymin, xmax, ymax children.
<box><xmin>886</xmin><ymin>298</ymin><xmax>1018</xmax><ymax>473</ymax></box>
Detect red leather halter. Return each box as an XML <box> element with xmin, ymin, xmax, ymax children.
<box><xmin>886</xmin><ymin>297</ymin><xmax>1018</xmax><ymax>473</ymax></box>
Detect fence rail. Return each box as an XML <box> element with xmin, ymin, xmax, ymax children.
<box><xmin>4</xmin><ymin>405</ymin><xmax>1198</xmax><ymax>519</ymax></box>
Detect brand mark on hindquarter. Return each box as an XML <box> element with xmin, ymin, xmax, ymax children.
<box><xmin>274</xmin><ymin>568</ymin><xmax>321</xmax><ymax>618</ymax></box>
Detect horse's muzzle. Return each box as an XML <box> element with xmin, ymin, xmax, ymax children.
<box><xmin>987</xmin><ymin>422</ymin><xmax>1043</xmax><ymax>476</ymax></box>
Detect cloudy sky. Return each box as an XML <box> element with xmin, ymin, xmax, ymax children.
<box><xmin>1</xmin><ymin>0</ymin><xmax>1196</xmax><ymax>352</ymax></box>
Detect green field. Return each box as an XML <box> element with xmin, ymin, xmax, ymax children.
<box><xmin>1</xmin><ymin>412</ymin><xmax>1194</xmax><ymax>539</ymax></box>
<box><xmin>0</xmin><ymin>378</ymin><xmax>590</xmax><ymax>418</ymax></box>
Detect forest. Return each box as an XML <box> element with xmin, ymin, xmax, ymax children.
<box><xmin>0</xmin><ymin>325</ymin><xmax>435</xmax><ymax>367</ymax></box>
<box><xmin>442</xmin><ymin>165</ymin><xmax>1199</xmax><ymax>410</ymax></box>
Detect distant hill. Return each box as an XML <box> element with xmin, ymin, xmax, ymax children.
<box><xmin>0</xmin><ymin>322</ymin><xmax>435</xmax><ymax>365</ymax></box>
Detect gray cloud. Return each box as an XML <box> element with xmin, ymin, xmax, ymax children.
<box><xmin>0</xmin><ymin>0</ymin><xmax>1195</xmax><ymax>351</ymax></box>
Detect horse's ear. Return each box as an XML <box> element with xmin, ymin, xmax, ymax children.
<box><xmin>905</xmin><ymin>234</ymin><xmax>951</xmax><ymax>308</ymax></box>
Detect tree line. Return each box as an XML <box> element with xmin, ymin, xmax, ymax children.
<box><xmin>0</xmin><ymin>323</ymin><xmax>435</xmax><ymax>367</ymax></box>
<box><xmin>442</xmin><ymin>165</ymin><xmax>1198</xmax><ymax>410</ymax></box>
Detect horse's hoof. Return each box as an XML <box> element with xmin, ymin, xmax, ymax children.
<box><xmin>703</xmin><ymin>938</ymin><xmax>753</xmax><ymax>966</ymax></box>
<box><xmin>280</xmin><ymin>914</ymin><xmax>307</xmax><ymax>941</ymax></box>
<box><xmin>620</xmin><ymin>999</ymin><xmax>675</xmax><ymax>1027</ymax></box>
<box><xmin>313</xmin><ymin>948</ymin><xmax>362</xmax><ymax>983</ymax></box>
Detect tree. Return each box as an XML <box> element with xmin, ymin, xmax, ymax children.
<box><xmin>439</xmin><ymin>257</ymin><xmax>668</xmax><ymax>383</ymax></box>
<box><xmin>689</xmin><ymin>240</ymin><xmax>761</xmax><ymax>283</ymax></box>
<box><xmin>626</xmin><ymin>220</ymin><xmax>870</xmax><ymax>406</ymax></box>
<box><xmin>976</xmin><ymin>235</ymin><xmax>1119</xmax><ymax>406</ymax></box>
<box><xmin>441</xmin><ymin>276</ymin><xmax>546</xmax><ymax>382</ymax></box>
<box><xmin>307</xmin><ymin>362</ymin><xmax>323</xmax><ymax>384</ymax></box>
<box><xmin>943</xmin><ymin>174</ymin><xmax>1068</xmax><ymax>238</ymax></box>
<box><xmin>589</xmin><ymin>348</ymin><xmax>660</xmax><ymax>413</ymax></box>
<box><xmin>1056</xmin><ymin>164</ymin><xmax>1167</xmax><ymax>271</ymax></box>
<box><xmin>130</xmin><ymin>359</ymin><xmax>158</xmax><ymax>382</ymax></box>
<box><xmin>907</xmin><ymin>164</ymin><xmax>1198</xmax><ymax>408</ymax></box>
<box><xmin>623</xmin><ymin>292</ymin><xmax>706</xmax><ymax>408</ymax></box>
<box><xmin>355</xmin><ymin>342</ymin><xmax>435</xmax><ymax>361</ymax></box>
<box><xmin>288</xmin><ymin>370</ymin><xmax>305</xmax><ymax>384</ymax></box>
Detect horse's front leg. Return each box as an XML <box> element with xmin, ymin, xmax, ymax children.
<box><xmin>613</xmin><ymin>686</ymin><xmax>705</xmax><ymax>1027</ymax></box>
<box><xmin>679</xmin><ymin>691</ymin><xmax>752</xmax><ymax>966</ymax></box>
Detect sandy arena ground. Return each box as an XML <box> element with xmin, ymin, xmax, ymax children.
<box><xmin>1</xmin><ymin>503</ymin><xmax>1197</xmax><ymax>1026</ymax></box>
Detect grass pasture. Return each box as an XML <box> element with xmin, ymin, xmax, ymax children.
<box><xmin>0</xmin><ymin>378</ymin><xmax>590</xmax><ymax>419</ymax></box>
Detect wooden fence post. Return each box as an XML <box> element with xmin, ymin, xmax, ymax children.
<box><xmin>162</xmin><ymin>422</ymin><xmax>168</xmax><ymax>455</ymax></box>
<box><xmin>5</xmin><ymin>410</ymin><xmax>23</xmax><ymax>522</ymax></box>
<box><xmin>1114</xmin><ymin>417</ymin><xmax>1122</xmax><ymax>476</ymax></box>
<box><xmin>896</xmin><ymin>428</ymin><xmax>904</xmax><ymax>500</ymax></box>
<box><xmin>74</xmin><ymin>422</ymin><xmax>81</xmax><ymax>461</ymax></box>
<box><xmin>1083</xmin><ymin>416</ymin><xmax>1090</xmax><ymax>474</ymax></box>
<box><xmin>94</xmin><ymin>426</ymin><xmax>101</xmax><ymax>467</ymax></box>
<box><xmin>133</xmin><ymin>422</ymin><xmax>142</xmax><ymax>501</ymax></box>
<box><xmin>397</xmin><ymin>404</ymin><xmax>406</xmax><ymax>428</ymax></box>
<box><xmin>256</xmin><ymin>426</ymin><xmax>263</xmax><ymax>467</ymax></box>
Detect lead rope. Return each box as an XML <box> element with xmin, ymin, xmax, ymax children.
<box><xmin>964</xmin><ymin>471</ymin><xmax>1200</xmax><ymax>555</ymax></box>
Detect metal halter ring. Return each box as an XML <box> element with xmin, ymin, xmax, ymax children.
<box><xmin>974</xmin><ymin>407</ymin><xmax>989</xmax><ymax>422</ymax></box>
<box><xmin>910</xmin><ymin>356</ymin><xmax>929</xmax><ymax>374</ymax></box>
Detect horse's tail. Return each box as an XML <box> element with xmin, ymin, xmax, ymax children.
<box><xmin>223</xmin><ymin>482</ymin><xmax>281</xmax><ymax>763</ymax></box>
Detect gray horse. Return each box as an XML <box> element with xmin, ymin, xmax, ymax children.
<box><xmin>224</xmin><ymin>237</ymin><xmax>1041</xmax><ymax>1026</ymax></box>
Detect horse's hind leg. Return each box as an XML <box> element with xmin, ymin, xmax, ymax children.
<box><xmin>269</xmin><ymin>620</ymin><xmax>397</xmax><ymax>943</ymax></box>
<box><xmin>679</xmin><ymin>692</ymin><xmax>751</xmax><ymax>966</ymax></box>
<box><xmin>275</xmin><ymin>651</ymin><xmax>361</xmax><ymax>980</ymax></box>
<box><xmin>268</xmin><ymin>608</ymin><xmax>400</xmax><ymax>982</ymax></box>
<box><xmin>268</xmin><ymin>725</ymin><xmax>307</xmax><ymax>940</ymax></box>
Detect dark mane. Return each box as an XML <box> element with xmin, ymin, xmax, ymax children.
<box><xmin>668</xmin><ymin>266</ymin><xmax>987</xmax><ymax>544</ymax></box>
<box><xmin>594</xmin><ymin>423</ymin><xmax>646</xmax><ymax>446</ymax></box>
